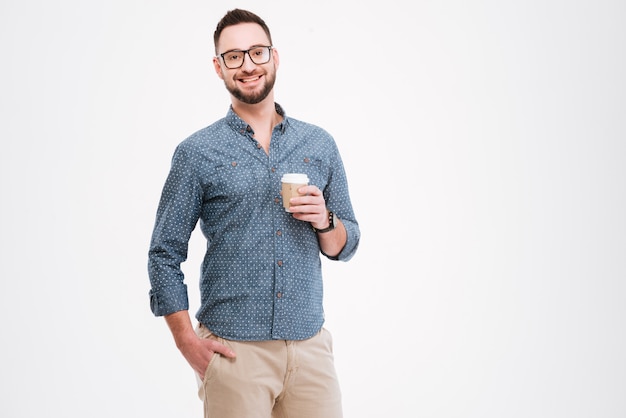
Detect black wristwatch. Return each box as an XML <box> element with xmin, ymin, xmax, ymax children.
<box><xmin>312</xmin><ymin>211</ymin><xmax>336</xmax><ymax>233</ymax></box>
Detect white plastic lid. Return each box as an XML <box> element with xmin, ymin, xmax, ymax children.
<box><xmin>281</xmin><ymin>173</ymin><xmax>309</xmax><ymax>184</ymax></box>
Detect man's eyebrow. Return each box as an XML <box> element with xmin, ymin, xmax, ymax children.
<box><xmin>221</xmin><ymin>44</ymin><xmax>269</xmax><ymax>53</ymax></box>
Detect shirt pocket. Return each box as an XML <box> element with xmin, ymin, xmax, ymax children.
<box><xmin>210</xmin><ymin>161</ymin><xmax>265</xmax><ymax>202</ymax></box>
<box><xmin>282</xmin><ymin>157</ymin><xmax>328</xmax><ymax>192</ymax></box>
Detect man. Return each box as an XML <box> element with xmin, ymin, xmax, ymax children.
<box><xmin>148</xmin><ymin>8</ymin><xmax>360</xmax><ymax>418</ymax></box>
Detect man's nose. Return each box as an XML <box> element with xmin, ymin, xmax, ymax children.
<box><xmin>240</xmin><ymin>52</ymin><xmax>256</xmax><ymax>71</ymax></box>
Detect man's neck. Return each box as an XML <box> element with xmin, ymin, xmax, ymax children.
<box><xmin>231</xmin><ymin>96</ymin><xmax>282</xmax><ymax>154</ymax></box>
<box><xmin>231</xmin><ymin>96</ymin><xmax>280</xmax><ymax>128</ymax></box>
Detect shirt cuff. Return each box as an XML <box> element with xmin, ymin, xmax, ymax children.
<box><xmin>149</xmin><ymin>284</ymin><xmax>189</xmax><ymax>316</ymax></box>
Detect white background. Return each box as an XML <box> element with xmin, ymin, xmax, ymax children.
<box><xmin>1</xmin><ymin>0</ymin><xmax>625</xmax><ymax>417</ymax></box>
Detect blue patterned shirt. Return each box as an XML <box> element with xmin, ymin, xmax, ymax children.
<box><xmin>148</xmin><ymin>104</ymin><xmax>360</xmax><ymax>341</ymax></box>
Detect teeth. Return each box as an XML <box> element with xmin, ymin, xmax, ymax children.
<box><xmin>241</xmin><ymin>76</ymin><xmax>260</xmax><ymax>83</ymax></box>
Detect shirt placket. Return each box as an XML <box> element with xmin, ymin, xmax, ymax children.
<box><xmin>268</xmin><ymin>124</ymin><xmax>288</xmax><ymax>339</ymax></box>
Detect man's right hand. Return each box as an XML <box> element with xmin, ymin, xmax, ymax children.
<box><xmin>178</xmin><ymin>334</ymin><xmax>237</xmax><ymax>380</ymax></box>
<box><xmin>164</xmin><ymin>310</ymin><xmax>236</xmax><ymax>380</ymax></box>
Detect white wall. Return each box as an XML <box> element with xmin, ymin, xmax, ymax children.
<box><xmin>1</xmin><ymin>0</ymin><xmax>625</xmax><ymax>417</ymax></box>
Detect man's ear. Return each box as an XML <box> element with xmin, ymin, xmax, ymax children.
<box><xmin>213</xmin><ymin>57</ymin><xmax>224</xmax><ymax>80</ymax></box>
<box><xmin>273</xmin><ymin>48</ymin><xmax>279</xmax><ymax>69</ymax></box>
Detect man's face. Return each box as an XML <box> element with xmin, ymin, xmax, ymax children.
<box><xmin>214</xmin><ymin>23</ymin><xmax>278</xmax><ymax>105</ymax></box>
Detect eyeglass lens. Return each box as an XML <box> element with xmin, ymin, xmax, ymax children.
<box><xmin>222</xmin><ymin>47</ymin><xmax>271</xmax><ymax>68</ymax></box>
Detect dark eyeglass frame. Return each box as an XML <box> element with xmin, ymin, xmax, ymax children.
<box><xmin>218</xmin><ymin>46</ymin><xmax>273</xmax><ymax>69</ymax></box>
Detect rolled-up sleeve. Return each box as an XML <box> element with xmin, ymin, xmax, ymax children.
<box><xmin>323</xmin><ymin>142</ymin><xmax>360</xmax><ymax>262</ymax></box>
<box><xmin>147</xmin><ymin>144</ymin><xmax>202</xmax><ymax>316</ymax></box>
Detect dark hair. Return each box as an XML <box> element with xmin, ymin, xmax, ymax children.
<box><xmin>213</xmin><ymin>9</ymin><xmax>273</xmax><ymax>54</ymax></box>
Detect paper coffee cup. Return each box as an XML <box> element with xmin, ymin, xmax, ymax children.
<box><xmin>281</xmin><ymin>173</ymin><xmax>309</xmax><ymax>211</ymax></box>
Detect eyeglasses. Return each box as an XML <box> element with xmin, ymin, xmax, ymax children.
<box><xmin>219</xmin><ymin>46</ymin><xmax>273</xmax><ymax>69</ymax></box>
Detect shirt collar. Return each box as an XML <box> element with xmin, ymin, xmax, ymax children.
<box><xmin>226</xmin><ymin>103</ymin><xmax>289</xmax><ymax>134</ymax></box>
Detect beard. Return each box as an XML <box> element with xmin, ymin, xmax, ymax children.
<box><xmin>225</xmin><ymin>70</ymin><xmax>276</xmax><ymax>105</ymax></box>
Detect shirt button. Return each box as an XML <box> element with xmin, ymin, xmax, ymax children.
<box><xmin>277</xmin><ymin>292</ymin><xmax>282</xmax><ymax>298</ymax></box>
<box><xmin>277</xmin><ymin>260</ymin><xmax>283</xmax><ymax>267</ymax></box>
<box><xmin>303</xmin><ymin>157</ymin><xmax>310</xmax><ymax>163</ymax></box>
<box><xmin>274</xmin><ymin>197</ymin><xmax>280</xmax><ymax>204</ymax></box>
<box><xmin>276</xmin><ymin>230</ymin><xmax>282</xmax><ymax>236</ymax></box>
<box><xmin>231</xmin><ymin>161</ymin><xmax>237</xmax><ymax>167</ymax></box>
<box><xmin>271</xmin><ymin>167</ymin><xmax>276</xmax><ymax>173</ymax></box>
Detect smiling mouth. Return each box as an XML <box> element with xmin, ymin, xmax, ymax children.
<box><xmin>239</xmin><ymin>75</ymin><xmax>262</xmax><ymax>83</ymax></box>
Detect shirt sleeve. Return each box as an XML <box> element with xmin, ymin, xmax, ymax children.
<box><xmin>323</xmin><ymin>140</ymin><xmax>360</xmax><ymax>262</ymax></box>
<box><xmin>147</xmin><ymin>143</ymin><xmax>203</xmax><ymax>316</ymax></box>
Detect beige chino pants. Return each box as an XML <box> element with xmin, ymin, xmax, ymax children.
<box><xmin>195</xmin><ymin>324</ymin><xmax>343</xmax><ymax>418</ymax></box>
